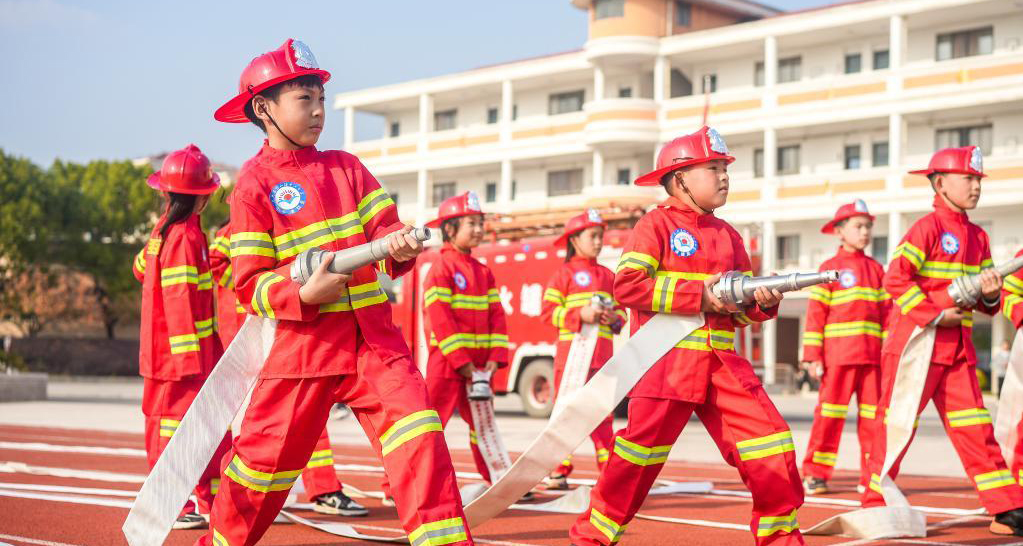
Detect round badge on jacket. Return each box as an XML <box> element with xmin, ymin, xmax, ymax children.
<box><xmin>270</xmin><ymin>182</ymin><xmax>306</xmax><ymax>215</ymax></box>
<box><xmin>574</xmin><ymin>271</ymin><xmax>592</xmax><ymax>287</ymax></box>
<box><xmin>839</xmin><ymin>270</ymin><xmax>857</xmax><ymax>288</ymax></box>
<box><xmin>670</xmin><ymin>228</ymin><xmax>699</xmax><ymax>258</ymax></box>
<box><xmin>453</xmin><ymin>272</ymin><xmax>468</xmax><ymax>290</ymax></box>
<box><xmin>940</xmin><ymin>232</ymin><xmax>960</xmax><ymax>255</ymax></box>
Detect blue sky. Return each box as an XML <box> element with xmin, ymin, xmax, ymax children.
<box><xmin>0</xmin><ymin>0</ymin><xmax>835</xmax><ymax>168</ymax></box>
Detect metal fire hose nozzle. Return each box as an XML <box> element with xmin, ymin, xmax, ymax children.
<box><xmin>947</xmin><ymin>255</ymin><xmax>1023</xmax><ymax>308</ymax></box>
<box><xmin>290</xmin><ymin>227</ymin><xmax>432</xmax><ymax>284</ymax></box>
<box><xmin>711</xmin><ymin>270</ymin><xmax>841</xmax><ymax>313</ymax></box>
<box><xmin>590</xmin><ymin>294</ymin><xmax>614</xmax><ymax>311</ymax></box>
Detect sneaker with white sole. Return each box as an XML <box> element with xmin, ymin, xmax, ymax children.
<box><xmin>313</xmin><ymin>491</ymin><xmax>369</xmax><ymax>517</ymax></box>
<box><xmin>544</xmin><ymin>474</ymin><xmax>570</xmax><ymax>490</ymax></box>
<box><xmin>173</xmin><ymin>512</ymin><xmax>207</xmax><ymax>530</ymax></box>
<box><xmin>803</xmin><ymin>477</ymin><xmax>829</xmax><ymax>495</ymax></box>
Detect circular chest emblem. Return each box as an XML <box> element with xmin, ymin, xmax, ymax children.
<box><xmin>573</xmin><ymin>271</ymin><xmax>592</xmax><ymax>287</ymax></box>
<box><xmin>940</xmin><ymin>232</ymin><xmax>960</xmax><ymax>255</ymax></box>
<box><xmin>670</xmin><ymin>228</ymin><xmax>698</xmax><ymax>258</ymax></box>
<box><xmin>839</xmin><ymin>270</ymin><xmax>857</xmax><ymax>288</ymax></box>
<box><xmin>453</xmin><ymin>272</ymin><xmax>468</xmax><ymax>290</ymax></box>
<box><xmin>270</xmin><ymin>182</ymin><xmax>306</xmax><ymax>215</ymax></box>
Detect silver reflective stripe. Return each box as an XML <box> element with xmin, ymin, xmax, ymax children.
<box><xmin>226</xmin><ymin>461</ymin><xmax>298</xmax><ymax>488</ymax></box>
<box><xmin>358</xmin><ymin>192</ymin><xmax>392</xmax><ymax>218</ymax></box>
<box><xmin>379</xmin><ymin>414</ymin><xmax>443</xmax><ymax>452</ymax></box>
<box><xmin>409</xmin><ymin>524</ymin><xmax>465</xmax><ymax>546</ymax></box>
<box><xmin>253</xmin><ymin>274</ymin><xmax>275</xmax><ymax>317</ymax></box>
<box><xmin>230</xmin><ymin>239</ymin><xmax>275</xmax><ymax>251</ymax></box>
<box><xmin>737</xmin><ymin>436</ymin><xmax>794</xmax><ymax>456</ymax></box>
<box><xmin>621</xmin><ymin>258</ymin><xmax>654</xmax><ymax>277</ymax></box>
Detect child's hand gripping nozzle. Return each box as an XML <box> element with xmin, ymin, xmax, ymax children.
<box><xmin>947</xmin><ymin>255</ymin><xmax>1023</xmax><ymax>308</ymax></box>
<box><xmin>290</xmin><ymin>227</ymin><xmax>431</xmax><ymax>283</ymax></box>
<box><xmin>712</xmin><ymin>270</ymin><xmax>841</xmax><ymax>313</ymax></box>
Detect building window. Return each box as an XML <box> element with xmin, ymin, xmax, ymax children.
<box><xmin>549</xmin><ymin>90</ymin><xmax>585</xmax><ymax>115</ymax></box>
<box><xmin>778</xmin><ymin>145</ymin><xmax>800</xmax><ymax>174</ymax></box>
<box><xmin>844</xmin><ymin>53</ymin><xmax>862</xmax><ymax>74</ymax></box>
<box><xmin>389</xmin><ymin>122</ymin><xmax>400</xmax><ymax>138</ymax></box>
<box><xmin>936</xmin><ymin>124</ymin><xmax>992</xmax><ymax>153</ymax></box>
<box><xmin>670</xmin><ymin>69</ymin><xmax>692</xmax><ymax>97</ymax></box>
<box><xmin>871</xmin><ymin>236</ymin><xmax>888</xmax><ymax>264</ymax></box>
<box><xmin>777</xmin><ymin>235</ymin><xmax>801</xmax><ymax>268</ymax></box>
<box><xmin>485</xmin><ymin>182</ymin><xmax>498</xmax><ymax>203</ymax></box>
<box><xmin>434</xmin><ymin>109</ymin><xmax>457</xmax><ymax>131</ymax></box>
<box><xmin>936</xmin><ymin>26</ymin><xmax>993</xmax><ymax>61</ymax></box>
<box><xmin>594</xmin><ymin>0</ymin><xmax>624</xmax><ymax>19</ymax></box>
<box><xmin>511</xmin><ymin>179</ymin><xmax>517</xmax><ymax>200</ymax></box>
<box><xmin>618</xmin><ymin>86</ymin><xmax>632</xmax><ymax>98</ymax></box>
<box><xmin>392</xmin><ymin>192</ymin><xmax>399</xmax><ymax>205</ymax></box>
<box><xmin>754</xmin><ymin>148</ymin><xmax>764</xmax><ymax>178</ymax></box>
<box><xmin>701</xmin><ymin>74</ymin><xmax>717</xmax><ymax>93</ymax></box>
<box><xmin>616</xmin><ymin>168</ymin><xmax>631</xmax><ymax>186</ymax></box>
<box><xmin>754</xmin><ymin>61</ymin><xmax>765</xmax><ymax>87</ymax></box>
<box><xmin>873</xmin><ymin>49</ymin><xmax>890</xmax><ymax>70</ymax></box>
<box><xmin>676</xmin><ymin>1</ymin><xmax>691</xmax><ymax>26</ymax></box>
<box><xmin>512</xmin><ymin>104</ymin><xmax>518</xmax><ymax>120</ymax></box>
<box><xmin>487</xmin><ymin>107</ymin><xmax>499</xmax><ymax>124</ymax></box>
<box><xmin>547</xmin><ymin>169</ymin><xmax>583</xmax><ymax>196</ymax></box>
<box><xmin>431</xmin><ymin>182</ymin><xmax>456</xmax><ymax>207</ymax></box>
<box><xmin>872</xmin><ymin>141</ymin><xmax>889</xmax><ymax>167</ymax></box>
<box><xmin>778</xmin><ymin>57</ymin><xmax>802</xmax><ymax>83</ymax></box>
<box><xmin>844</xmin><ymin>144</ymin><xmax>862</xmax><ymax>170</ymax></box>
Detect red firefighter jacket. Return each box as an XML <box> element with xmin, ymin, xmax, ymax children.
<box><xmin>541</xmin><ymin>257</ymin><xmax>627</xmax><ymax>371</ymax></box>
<box><xmin>229</xmin><ymin>142</ymin><xmax>413</xmax><ymax>379</ymax></box>
<box><xmin>209</xmin><ymin>223</ymin><xmax>247</xmax><ymax>346</ymax></box>
<box><xmin>423</xmin><ymin>244</ymin><xmax>509</xmax><ymax>379</ymax></box>
<box><xmin>134</xmin><ymin>214</ymin><xmax>219</xmax><ymax>380</ymax></box>
<box><xmin>801</xmin><ymin>247</ymin><xmax>891</xmax><ymax>366</ymax></box>
<box><xmin>614</xmin><ymin>196</ymin><xmax>777</xmax><ymax>404</ymax></box>
<box><xmin>883</xmin><ymin>195</ymin><xmax>998</xmax><ymax>366</ymax></box>
<box><xmin>1003</xmin><ymin>248</ymin><xmax>1023</xmax><ymax>329</ymax></box>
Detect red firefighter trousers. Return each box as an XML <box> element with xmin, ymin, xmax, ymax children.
<box><xmin>427</xmin><ymin>372</ymin><xmax>493</xmax><ymax>484</ymax></box>
<box><xmin>861</xmin><ymin>354</ymin><xmax>1023</xmax><ymax>515</ymax></box>
<box><xmin>552</xmin><ymin>365</ymin><xmax>613</xmax><ymax>477</ymax></box>
<box><xmin>569</xmin><ymin>356</ymin><xmax>805</xmax><ymax>546</ymax></box>
<box><xmin>299</xmin><ymin>427</ymin><xmax>343</xmax><ymax>501</ymax></box>
<box><xmin>801</xmin><ymin>365</ymin><xmax>879</xmax><ymax>484</ymax></box>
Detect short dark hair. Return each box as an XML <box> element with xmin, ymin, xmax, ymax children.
<box><xmin>243</xmin><ymin>75</ymin><xmax>324</xmax><ymax>133</ymax></box>
<box><xmin>441</xmin><ymin>217</ymin><xmax>463</xmax><ymax>242</ymax></box>
<box><xmin>833</xmin><ymin>218</ymin><xmax>849</xmax><ymax>230</ymax></box>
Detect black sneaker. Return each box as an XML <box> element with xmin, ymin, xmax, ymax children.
<box><xmin>803</xmin><ymin>477</ymin><xmax>828</xmax><ymax>495</ymax></box>
<box><xmin>544</xmin><ymin>474</ymin><xmax>570</xmax><ymax>490</ymax></box>
<box><xmin>172</xmin><ymin>511</ymin><xmax>207</xmax><ymax>530</ymax></box>
<box><xmin>313</xmin><ymin>491</ymin><xmax>369</xmax><ymax>517</ymax></box>
<box><xmin>991</xmin><ymin>508</ymin><xmax>1023</xmax><ymax>536</ymax></box>
<box><xmin>520</xmin><ymin>491</ymin><xmax>535</xmax><ymax>502</ymax></box>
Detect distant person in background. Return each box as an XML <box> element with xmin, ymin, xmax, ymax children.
<box><xmin>992</xmin><ymin>340</ymin><xmax>1011</xmax><ymax>395</ymax></box>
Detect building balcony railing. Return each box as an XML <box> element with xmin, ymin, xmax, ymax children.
<box><xmin>583</xmin><ymin>98</ymin><xmax>660</xmax><ymax>145</ymax></box>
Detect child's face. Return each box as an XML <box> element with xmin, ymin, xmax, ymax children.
<box><xmin>570</xmin><ymin>226</ymin><xmax>604</xmax><ymax>259</ymax></box>
<box><xmin>674</xmin><ymin>160</ymin><xmax>730</xmax><ymax>210</ymax></box>
<box><xmin>835</xmin><ymin>215</ymin><xmax>872</xmax><ymax>251</ymax></box>
<box><xmin>451</xmin><ymin>215</ymin><xmax>484</xmax><ymax>249</ymax></box>
<box><xmin>255</xmin><ymin>84</ymin><xmax>325</xmax><ymax>148</ymax></box>
<box><xmin>935</xmin><ymin>172</ymin><xmax>982</xmax><ymax>210</ymax></box>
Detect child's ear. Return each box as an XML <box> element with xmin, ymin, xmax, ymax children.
<box><xmin>251</xmin><ymin>96</ymin><xmax>271</xmax><ymax>122</ymax></box>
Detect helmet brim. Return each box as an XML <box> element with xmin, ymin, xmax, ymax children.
<box><xmin>634</xmin><ymin>155</ymin><xmax>735</xmax><ymax>186</ymax></box>
<box><xmin>214</xmin><ymin>69</ymin><xmax>331</xmax><ymax>123</ymax></box>
<box><xmin>820</xmin><ymin>212</ymin><xmax>875</xmax><ymax>234</ymax></box>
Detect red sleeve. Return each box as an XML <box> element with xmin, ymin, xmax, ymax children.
<box><xmin>422</xmin><ymin>263</ymin><xmax>473</xmax><ymax>369</ymax></box>
<box><xmin>886</xmin><ymin>222</ymin><xmax>945</xmax><ymax>327</ymax></box>
<box><xmin>347</xmin><ymin>155</ymin><xmax>414</xmax><ymax>279</ymax></box>
<box><xmin>485</xmin><ymin>268</ymin><xmax>508</xmax><ymax>365</ymax></box>
<box><xmin>728</xmin><ymin>228</ymin><xmax>777</xmax><ymax>326</ymax></box>
<box><xmin>614</xmin><ymin>214</ymin><xmax>702</xmax><ymax>315</ymax></box>
<box><xmin>973</xmin><ymin>231</ymin><xmax>999</xmax><ymax>316</ymax></box>
<box><xmin>541</xmin><ymin>267</ymin><xmax>582</xmax><ymax>334</ymax></box>
<box><xmin>158</xmin><ymin>232</ymin><xmax>209</xmax><ymax>375</ymax></box>
<box><xmin>879</xmin><ymin>261</ymin><xmax>893</xmax><ymax>339</ymax></box>
<box><xmin>132</xmin><ymin>247</ymin><xmax>146</xmax><ymax>284</ymax></box>
<box><xmin>229</xmin><ymin>189</ymin><xmax>319</xmax><ymax>322</ymax></box>
<box><xmin>801</xmin><ymin>262</ymin><xmax>830</xmax><ymax>362</ymax></box>
<box><xmin>208</xmin><ymin>228</ymin><xmax>234</xmax><ymax>290</ymax></box>
<box><xmin>1003</xmin><ymin>249</ymin><xmax>1023</xmax><ymax>329</ymax></box>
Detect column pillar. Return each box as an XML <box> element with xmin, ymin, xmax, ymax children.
<box><xmin>592</xmin><ymin>149</ymin><xmax>604</xmax><ymax>190</ymax></box>
<box><xmin>761</xmin><ymin>219</ymin><xmax>777</xmax><ymax>385</ymax></box>
<box><xmin>764</xmin><ymin>36</ymin><xmax>778</xmax><ymax>107</ymax></box>
<box><xmin>416</xmin><ymin>169</ymin><xmax>429</xmax><ymax>228</ymax></box>
<box><xmin>499</xmin><ymin>159</ymin><xmax>513</xmax><ymax>208</ymax></box>
<box><xmin>418</xmin><ymin>93</ymin><xmax>433</xmax><ymax>153</ymax></box>
<box><xmin>501</xmin><ymin>80</ymin><xmax>513</xmax><ymax>143</ymax></box>
<box><xmin>594</xmin><ymin>65</ymin><xmax>605</xmax><ymax>102</ymax></box>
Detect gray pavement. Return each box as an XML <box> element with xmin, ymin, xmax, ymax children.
<box><xmin>0</xmin><ymin>377</ymin><xmax>1002</xmax><ymax>479</ymax></box>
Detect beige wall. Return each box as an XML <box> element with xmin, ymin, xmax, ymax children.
<box><xmin>589</xmin><ymin>0</ymin><xmax>666</xmax><ymax>39</ymax></box>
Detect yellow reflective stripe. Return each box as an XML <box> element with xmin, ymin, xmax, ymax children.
<box><xmin>210</xmin><ymin>478</ymin><xmax>220</xmax><ymax>496</ymax></box>
<box><xmin>859</xmin><ymin>404</ymin><xmax>877</xmax><ymax>419</ymax></box>
<box><xmin>736</xmin><ymin>430</ymin><xmax>795</xmax><ymax>461</ymax></box>
<box><xmin>133</xmin><ymin>250</ymin><xmax>146</xmax><ymax>274</ymax></box>
<box><xmin>734</xmin><ymin>312</ymin><xmax>753</xmax><ymax>325</ymax></box>
<box><xmin>306</xmin><ymin>448</ymin><xmax>334</xmax><ymax>469</ymax></box>
<box><xmin>251</xmin><ymin>272</ymin><xmax>285</xmax><ymax>318</ymax></box>
<box><xmin>195</xmin><ymin>317</ymin><xmax>214</xmax><ymax>339</ymax></box>
<box><xmin>552</xmin><ymin>307</ymin><xmax>567</xmax><ymax>329</ymax></box>
<box><xmin>437</xmin><ymin>332</ymin><xmax>504</xmax><ymax>354</ymax></box>
<box><xmin>488</xmin><ymin>333</ymin><xmax>509</xmax><ymax>348</ymax></box>
<box><xmin>812</xmin><ymin>451</ymin><xmax>837</xmax><ymax>466</ymax></box>
<box><xmin>408</xmin><ymin>516</ymin><xmax>468</xmax><ymax>546</ymax></box>
<box><xmin>357</xmin><ymin>187</ymin><xmax>395</xmax><ymax>227</ymax></box>
<box><xmin>209</xmin><ymin>235</ymin><xmax>231</xmax><ymax>256</ymax></box>
<box><xmin>757</xmin><ymin>509</ymin><xmax>799</xmax><ymax>537</ymax></box>
<box><xmin>820</xmin><ymin>403</ymin><xmax>848</xmax><ymax>419</ymax></box>
<box><xmin>652</xmin><ymin>273</ymin><xmax>679</xmax><ymax>313</ymax></box>
<box><xmin>197</xmin><ymin>271</ymin><xmax>213</xmax><ymax>291</ymax></box>
<box><xmin>219</xmin><ymin>263</ymin><xmax>235</xmax><ymax>289</ymax></box>
<box><xmin>802</xmin><ymin>331</ymin><xmax>823</xmax><ymax>346</ymax></box>
<box><xmin>893</xmin><ymin>242</ymin><xmax>925</xmax><ymax>269</ymax></box>
<box><xmin>808</xmin><ymin>285</ymin><xmax>831</xmax><ymax>304</ymax></box>
<box><xmin>596</xmin><ymin>448</ymin><xmax>609</xmax><ymax>462</ymax></box>
<box><xmin>1005</xmin><ymin>294</ymin><xmax>1023</xmax><ymax>321</ymax></box>
<box><xmin>380</xmin><ymin>410</ymin><xmax>443</xmax><ymax>456</ymax></box>
<box><xmin>896</xmin><ymin>286</ymin><xmax>925</xmax><ymax>314</ymax></box>
<box><xmin>272</xmin><ymin>213</ymin><xmax>364</xmax><ymax>260</ymax></box>
<box><xmin>211</xmin><ymin>528</ymin><xmax>228</xmax><ymax>546</ymax></box>
<box><xmin>469</xmin><ymin>430</ymin><xmax>478</xmax><ymax>445</ymax></box>
<box><xmin>828</xmin><ymin>286</ymin><xmax>888</xmax><ymax>305</ymax></box>
<box><xmin>160</xmin><ymin>265</ymin><xmax>199</xmax><ymax>287</ymax></box>
<box><xmin>488</xmin><ymin>288</ymin><xmax>500</xmax><ymax>304</ymax></box>
<box><xmin>673</xmin><ymin>328</ymin><xmax>735</xmax><ymax>351</ymax></box>
<box><xmin>1005</xmin><ymin>274</ymin><xmax>1023</xmax><ymax>296</ymax></box>
<box><xmin>543</xmin><ymin>287</ymin><xmax>564</xmax><ymax>305</ymax></box>
<box><xmin>962</xmin><ymin>310</ymin><xmax>974</xmax><ymax>328</ymax></box>
<box><xmin>424</xmin><ymin>286</ymin><xmax>453</xmax><ymax>307</ymax></box>
<box><xmin>168</xmin><ymin>332</ymin><xmax>199</xmax><ymax>354</ymax></box>
<box><xmin>613</xmin><ymin>436</ymin><xmax>672</xmax><ymax>466</ymax></box>
<box><xmin>224</xmin><ymin>455</ymin><xmax>302</xmax><ymax>493</ymax></box>
<box><xmin>450</xmin><ymin>294</ymin><xmax>490</xmax><ymax>310</ymax></box>
<box><xmin>946</xmin><ymin>407</ymin><xmax>992</xmax><ymax>428</ymax></box>
<box><xmin>616</xmin><ymin>251</ymin><xmax>658</xmax><ymax>277</ymax></box>
<box><xmin>918</xmin><ymin>260</ymin><xmax>981</xmax><ymax>280</ymax></box>
<box><xmin>590</xmin><ymin>508</ymin><xmax>627</xmax><ymax>543</ymax></box>
<box><xmin>975</xmin><ymin>469</ymin><xmax>1015</xmax><ymax>491</ymax></box>
<box><xmin>159</xmin><ymin>418</ymin><xmax>180</xmax><ymax>438</ymax></box>
<box><xmin>823</xmin><ymin>320</ymin><xmax>882</xmax><ymax>338</ymax></box>
<box><xmin>348</xmin><ymin>280</ymin><xmax>387</xmax><ymax>309</ymax></box>
<box><xmin>230</xmin><ymin>231</ymin><xmax>275</xmax><ymax>258</ymax></box>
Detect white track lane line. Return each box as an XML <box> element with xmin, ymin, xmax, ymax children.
<box><xmin>0</xmin><ymin>533</ymin><xmax>82</xmax><ymax>546</ymax></box>
<box><xmin>0</xmin><ymin>461</ymin><xmax>146</xmax><ymax>483</ymax></box>
<box><xmin>0</xmin><ymin>481</ymin><xmax>137</xmax><ymax>497</ymax></box>
<box><xmin>0</xmin><ymin>442</ymin><xmax>144</xmax><ymax>457</ymax></box>
<box><xmin>0</xmin><ymin>488</ymin><xmax>133</xmax><ymax>509</ymax></box>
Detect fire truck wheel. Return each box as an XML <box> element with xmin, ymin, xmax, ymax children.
<box><xmin>517</xmin><ymin>358</ymin><xmax>555</xmax><ymax>418</ymax></box>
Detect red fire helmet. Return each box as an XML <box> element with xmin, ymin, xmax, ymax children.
<box><xmin>555</xmin><ymin>209</ymin><xmax>607</xmax><ymax>246</ymax></box>
<box><xmin>214</xmin><ymin>39</ymin><xmax>331</xmax><ymax>123</ymax></box>
<box><xmin>427</xmin><ymin>191</ymin><xmax>484</xmax><ymax>228</ymax></box>
<box><xmin>146</xmin><ymin>145</ymin><xmax>220</xmax><ymax>195</ymax></box>
<box><xmin>635</xmin><ymin>126</ymin><xmax>735</xmax><ymax>186</ymax></box>
<box><xmin>908</xmin><ymin>146</ymin><xmax>986</xmax><ymax>178</ymax></box>
<box><xmin>821</xmin><ymin>199</ymin><xmax>875</xmax><ymax>233</ymax></box>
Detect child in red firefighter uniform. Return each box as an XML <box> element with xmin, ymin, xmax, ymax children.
<box><xmin>800</xmin><ymin>200</ymin><xmax>890</xmax><ymax>495</ymax></box>
<box><xmin>1003</xmin><ymin>249</ymin><xmax>1023</xmax><ymax>488</ymax></box>
<box><xmin>201</xmin><ymin>39</ymin><xmax>470</xmax><ymax>546</ymax></box>
<box><xmin>569</xmin><ymin>127</ymin><xmax>805</xmax><ymax>546</ymax></box>
<box><xmin>541</xmin><ymin>210</ymin><xmax>627</xmax><ymax>489</ymax></box>
<box><xmin>860</xmin><ymin>146</ymin><xmax>1023</xmax><ymax>536</ymax></box>
<box><xmin>208</xmin><ymin>222</ymin><xmax>369</xmax><ymax>518</ymax></box>
<box><xmin>132</xmin><ymin>144</ymin><xmax>230</xmax><ymax>530</ymax></box>
<box><xmin>422</xmin><ymin>191</ymin><xmax>509</xmax><ymax>483</ymax></box>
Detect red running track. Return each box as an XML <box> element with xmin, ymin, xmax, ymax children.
<box><xmin>0</xmin><ymin>424</ymin><xmax>1019</xmax><ymax>546</ymax></box>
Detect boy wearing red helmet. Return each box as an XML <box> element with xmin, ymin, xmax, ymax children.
<box><xmin>569</xmin><ymin>127</ymin><xmax>805</xmax><ymax>546</ymax></box>
<box><xmin>541</xmin><ymin>209</ymin><xmax>626</xmax><ymax>489</ymax></box>
<box><xmin>860</xmin><ymin>146</ymin><xmax>1023</xmax><ymax>536</ymax></box>
<box><xmin>132</xmin><ymin>145</ymin><xmax>231</xmax><ymax>530</ymax></box>
<box><xmin>202</xmin><ymin>39</ymin><xmax>470</xmax><ymax>546</ymax></box>
<box><xmin>799</xmin><ymin>200</ymin><xmax>890</xmax><ymax>496</ymax></box>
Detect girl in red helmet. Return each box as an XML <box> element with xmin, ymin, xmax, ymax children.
<box><xmin>540</xmin><ymin>209</ymin><xmax>626</xmax><ymax>490</ymax></box>
<box><xmin>132</xmin><ymin>144</ymin><xmax>231</xmax><ymax>530</ymax></box>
